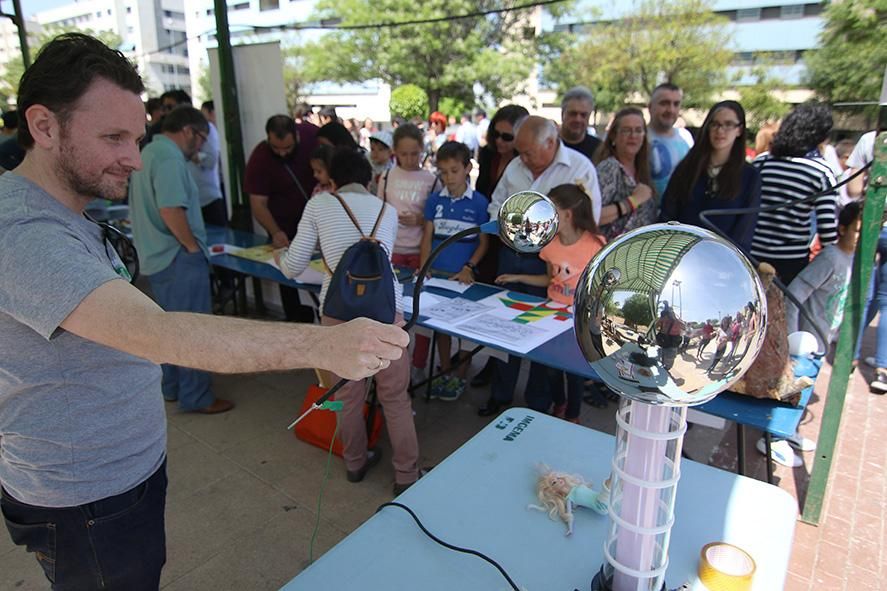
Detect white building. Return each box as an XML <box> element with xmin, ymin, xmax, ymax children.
<box><xmin>0</xmin><ymin>18</ymin><xmax>40</xmax><ymax>95</ymax></box>
<box><xmin>35</xmin><ymin>0</ymin><xmax>191</xmax><ymax>97</ymax></box>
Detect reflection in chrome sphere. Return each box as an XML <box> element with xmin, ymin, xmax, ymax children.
<box><xmin>574</xmin><ymin>223</ymin><xmax>767</xmax><ymax>406</ymax></box>
<box><xmin>498</xmin><ymin>191</ymin><xmax>559</xmax><ymax>253</ymax></box>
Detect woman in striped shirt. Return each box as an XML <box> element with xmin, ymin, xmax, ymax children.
<box><xmin>750</xmin><ymin>102</ymin><xmax>838</xmax><ymax>284</ymax></box>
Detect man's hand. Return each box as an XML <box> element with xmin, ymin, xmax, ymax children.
<box><xmin>316</xmin><ymin>318</ymin><xmax>410</xmax><ymax>380</ymax></box>
<box><xmin>271</xmin><ymin>231</ymin><xmax>290</xmax><ymax>249</ymax></box>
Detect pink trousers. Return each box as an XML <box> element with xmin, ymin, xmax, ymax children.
<box><xmin>321</xmin><ymin>315</ymin><xmax>419</xmax><ymax>485</ymax></box>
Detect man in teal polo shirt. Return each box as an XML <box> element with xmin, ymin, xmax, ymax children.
<box><xmin>129</xmin><ymin>106</ymin><xmax>234</xmax><ymax>414</ymax></box>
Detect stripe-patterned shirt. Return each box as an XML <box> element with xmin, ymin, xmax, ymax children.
<box><xmin>282</xmin><ymin>183</ymin><xmax>402</xmax><ymax>315</ymax></box>
<box><xmin>750</xmin><ymin>153</ymin><xmax>838</xmax><ymax>261</ymax></box>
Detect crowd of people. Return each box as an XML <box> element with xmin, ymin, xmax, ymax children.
<box><xmin>0</xmin><ymin>31</ymin><xmax>882</xmax><ymax>590</ymax></box>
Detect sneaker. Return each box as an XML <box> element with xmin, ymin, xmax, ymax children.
<box><xmin>756</xmin><ymin>437</ymin><xmax>802</xmax><ymax>468</ymax></box>
<box><xmin>346</xmin><ymin>448</ymin><xmax>383</xmax><ymax>483</ymax></box>
<box><xmin>436</xmin><ymin>376</ymin><xmax>466</xmax><ymax>402</ymax></box>
<box><xmin>785</xmin><ymin>432</ymin><xmax>816</xmax><ymax>452</ymax></box>
<box><xmin>871</xmin><ymin>369</ymin><xmax>887</xmax><ymax>395</ymax></box>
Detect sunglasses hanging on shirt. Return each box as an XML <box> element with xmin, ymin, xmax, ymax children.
<box><xmin>84</xmin><ymin>213</ymin><xmax>140</xmax><ymax>283</ymax></box>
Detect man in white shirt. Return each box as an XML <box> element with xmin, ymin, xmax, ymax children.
<box><xmin>479</xmin><ymin>116</ymin><xmax>601</xmax><ymax>418</ymax></box>
<box><xmin>456</xmin><ymin>113</ymin><xmax>479</xmax><ymax>153</ymax></box>
<box><xmin>489</xmin><ymin>116</ymin><xmax>602</xmax><ymax>221</ymax></box>
<box><xmin>647</xmin><ymin>83</ymin><xmax>694</xmax><ymax>197</ymax></box>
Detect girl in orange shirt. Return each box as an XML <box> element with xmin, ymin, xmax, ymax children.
<box><xmin>496</xmin><ymin>184</ymin><xmax>606</xmax><ymax>422</ymax></box>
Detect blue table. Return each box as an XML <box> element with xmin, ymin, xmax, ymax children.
<box><xmin>282</xmin><ymin>410</ymin><xmax>798</xmax><ymax>590</ymax></box>
<box><xmin>206</xmin><ymin>225</ymin><xmax>817</xmax><ymax>485</ymax></box>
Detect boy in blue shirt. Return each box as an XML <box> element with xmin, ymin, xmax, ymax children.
<box><xmin>419</xmin><ymin>141</ymin><xmax>490</xmax><ymax>400</ymax></box>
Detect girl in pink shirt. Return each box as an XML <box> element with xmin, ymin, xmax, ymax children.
<box><xmin>496</xmin><ymin>184</ymin><xmax>606</xmax><ymax>421</ymax></box>
<box><xmin>377</xmin><ymin>124</ymin><xmax>438</xmax><ymax>269</ymax></box>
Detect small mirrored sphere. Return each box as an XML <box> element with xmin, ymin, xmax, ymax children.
<box><xmin>574</xmin><ymin>223</ymin><xmax>767</xmax><ymax>406</ymax></box>
<box><xmin>498</xmin><ymin>191</ymin><xmax>559</xmax><ymax>253</ymax></box>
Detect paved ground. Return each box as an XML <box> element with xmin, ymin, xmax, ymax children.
<box><xmin>1</xmin><ymin>329</ymin><xmax>884</xmax><ymax>590</ymax></box>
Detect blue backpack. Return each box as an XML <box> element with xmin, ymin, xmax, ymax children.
<box><xmin>322</xmin><ymin>192</ymin><xmax>397</xmax><ymax>324</ymax></box>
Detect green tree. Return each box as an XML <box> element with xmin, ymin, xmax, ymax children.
<box><xmin>438</xmin><ymin>96</ymin><xmax>468</xmax><ymax>119</ymax></box>
<box><xmin>299</xmin><ymin>0</ymin><xmax>572</xmax><ymax>112</ymax></box>
<box><xmin>0</xmin><ymin>25</ymin><xmax>124</xmax><ymax>105</ymax></box>
<box><xmin>805</xmin><ymin>0</ymin><xmax>887</xmax><ymax>117</ymax></box>
<box><xmin>389</xmin><ymin>84</ymin><xmax>429</xmax><ymax>120</ymax></box>
<box><xmin>542</xmin><ymin>0</ymin><xmax>733</xmax><ymax>113</ymax></box>
<box><xmin>621</xmin><ymin>293</ymin><xmax>654</xmax><ymax>328</ymax></box>
<box><xmin>739</xmin><ymin>66</ymin><xmax>790</xmax><ymax>134</ymax></box>
<box><xmin>196</xmin><ymin>65</ymin><xmax>213</xmax><ymax>104</ymax></box>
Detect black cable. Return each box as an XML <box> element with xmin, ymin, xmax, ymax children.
<box><xmin>697</xmin><ymin>161</ymin><xmax>874</xmax><ymax>357</ymax></box>
<box><xmin>274</xmin><ymin>0</ymin><xmax>568</xmax><ymax>31</ymax></box>
<box><xmin>139</xmin><ymin>0</ymin><xmax>566</xmax><ymax>58</ymax></box>
<box><xmin>376</xmin><ymin>502</ymin><xmax>521</xmax><ymax>591</ymax></box>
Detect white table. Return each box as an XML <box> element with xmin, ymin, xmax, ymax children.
<box><xmin>283</xmin><ymin>410</ymin><xmax>796</xmax><ymax>590</ymax></box>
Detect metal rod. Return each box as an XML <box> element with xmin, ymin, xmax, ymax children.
<box><xmin>802</xmin><ymin>130</ymin><xmax>887</xmax><ymax>524</ymax></box>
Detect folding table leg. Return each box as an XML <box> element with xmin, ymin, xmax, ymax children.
<box><xmin>736</xmin><ymin>424</ymin><xmax>746</xmax><ymax>476</ymax></box>
<box><xmin>425</xmin><ymin>332</ymin><xmax>437</xmax><ymax>402</ymax></box>
<box><xmin>764</xmin><ymin>431</ymin><xmax>774</xmax><ymax>484</ymax></box>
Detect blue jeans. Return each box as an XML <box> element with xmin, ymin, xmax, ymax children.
<box><xmin>855</xmin><ymin>227</ymin><xmax>887</xmax><ymax>367</ymax></box>
<box><xmin>1</xmin><ymin>460</ymin><xmax>168</xmax><ymax>590</ymax></box>
<box><xmin>147</xmin><ymin>249</ymin><xmax>215</xmax><ymax>410</ymax></box>
<box><xmin>490</xmin><ymin>247</ymin><xmax>550</xmax><ymax>404</ymax></box>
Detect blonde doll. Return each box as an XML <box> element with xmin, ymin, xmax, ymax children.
<box><xmin>528</xmin><ymin>466</ymin><xmax>608</xmax><ymax>535</ymax></box>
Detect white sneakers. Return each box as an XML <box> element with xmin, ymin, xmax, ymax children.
<box><xmin>756</xmin><ymin>436</ymin><xmax>813</xmax><ymax>468</ymax></box>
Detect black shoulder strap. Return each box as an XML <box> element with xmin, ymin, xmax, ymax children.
<box><xmin>381</xmin><ymin>169</ymin><xmax>390</xmax><ymax>203</ymax></box>
<box><xmin>282</xmin><ymin>162</ymin><xmax>311</xmax><ymax>202</ymax></box>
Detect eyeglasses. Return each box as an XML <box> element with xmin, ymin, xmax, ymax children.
<box><xmin>491</xmin><ymin>130</ymin><xmax>515</xmax><ymax>142</ymax></box>
<box><xmin>617</xmin><ymin>127</ymin><xmax>646</xmax><ymax>136</ymax></box>
<box><xmin>86</xmin><ymin>214</ymin><xmax>139</xmax><ymax>283</ymax></box>
<box><xmin>709</xmin><ymin>122</ymin><xmax>741</xmax><ymax>131</ymax></box>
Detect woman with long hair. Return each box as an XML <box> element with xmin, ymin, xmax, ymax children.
<box><xmin>660</xmin><ymin>100</ymin><xmax>762</xmax><ymax>253</ymax></box>
<box><xmin>749</xmin><ymin>102</ymin><xmax>838</xmax><ymax>284</ymax></box>
<box><xmin>593</xmin><ymin>107</ymin><xmax>657</xmax><ymax>240</ymax></box>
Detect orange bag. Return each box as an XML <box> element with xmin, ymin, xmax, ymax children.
<box><xmin>294</xmin><ymin>373</ymin><xmax>383</xmax><ymax>458</ymax></box>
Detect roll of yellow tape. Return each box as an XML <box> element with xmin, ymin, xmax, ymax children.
<box><xmin>698</xmin><ymin>542</ymin><xmax>756</xmax><ymax>591</ymax></box>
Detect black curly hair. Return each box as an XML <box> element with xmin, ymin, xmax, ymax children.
<box><xmin>770</xmin><ymin>102</ymin><xmax>833</xmax><ymax>158</ymax></box>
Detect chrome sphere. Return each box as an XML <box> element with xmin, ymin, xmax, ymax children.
<box><xmin>574</xmin><ymin>223</ymin><xmax>767</xmax><ymax>406</ymax></box>
<box><xmin>498</xmin><ymin>191</ymin><xmax>559</xmax><ymax>253</ymax></box>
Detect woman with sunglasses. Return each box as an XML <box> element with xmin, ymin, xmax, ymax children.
<box><xmin>592</xmin><ymin>107</ymin><xmax>657</xmax><ymax>240</ymax></box>
<box><xmin>659</xmin><ymin>100</ymin><xmax>761</xmax><ymax>254</ymax></box>
<box><xmin>476</xmin><ymin>105</ymin><xmax>530</xmax><ymax>200</ymax></box>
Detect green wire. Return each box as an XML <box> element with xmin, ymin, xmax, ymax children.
<box><xmin>308</xmin><ymin>419</ymin><xmax>339</xmax><ymax>564</ymax></box>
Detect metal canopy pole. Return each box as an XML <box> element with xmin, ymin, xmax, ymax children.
<box><xmin>10</xmin><ymin>0</ymin><xmax>30</xmax><ymax>68</ymax></box>
<box><xmin>213</xmin><ymin>0</ymin><xmax>249</xmax><ymax>232</ymax></box>
<box><xmin>801</xmin><ymin>69</ymin><xmax>887</xmax><ymax>525</ymax></box>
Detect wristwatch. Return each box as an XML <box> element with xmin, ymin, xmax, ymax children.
<box><xmin>465</xmin><ymin>262</ymin><xmax>477</xmax><ymax>273</ymax></box>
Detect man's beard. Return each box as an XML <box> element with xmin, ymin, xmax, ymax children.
<box><xmin>56</xmin><ymin>138</ymin><xmax>129</xmax><ymax>201</ymax></box>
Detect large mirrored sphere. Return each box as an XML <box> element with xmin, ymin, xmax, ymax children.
<box><xmin>574</xmin><ymin>223</ymin><xmax>767</xmax><ymax>406</ymax></box>
<box><xmin>498</xmin><ymin>191</ymin><xmax>559</xmax><ymax>253</ymax></box>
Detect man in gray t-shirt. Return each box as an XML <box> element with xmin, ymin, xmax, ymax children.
<box><xmin>0</xmin><ymin>34</ymin><xmax>409</xmax><ymax>589</ymax></box>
